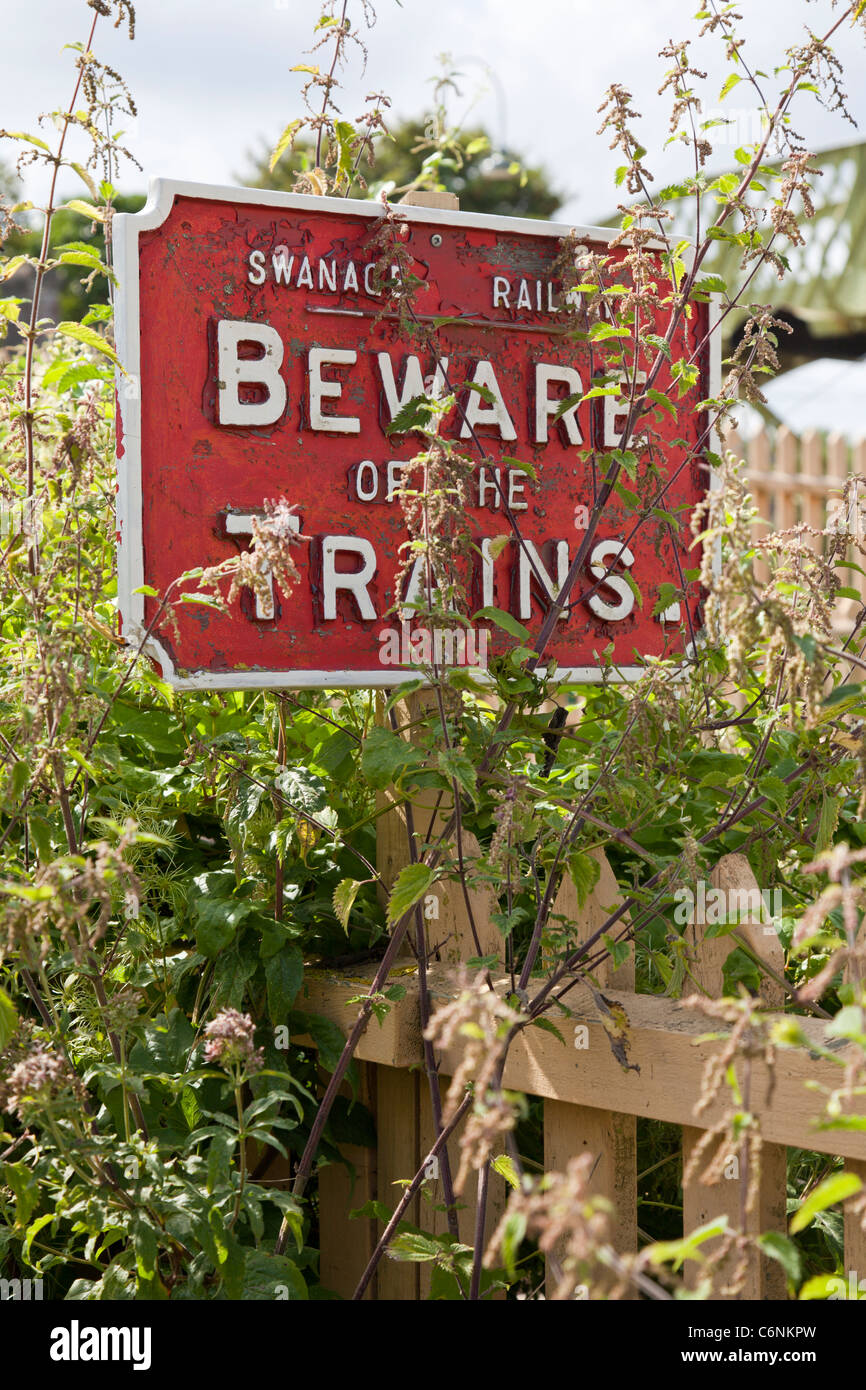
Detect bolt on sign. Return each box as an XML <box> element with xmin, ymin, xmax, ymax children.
<box><xmin>114</xmin><ymin>180</ymin><xmax>718</xmax><ymax>689</ymax></box>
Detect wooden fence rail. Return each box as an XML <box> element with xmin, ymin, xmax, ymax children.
<box><xmin>296</xmin><ymin>845</ymin><xmax>866</xmax><ymax>1300</ymax></box>
<box><xmin>295</xmin><ymin>430</ymin><xmax>866</xmax><ymax>1301</ymax></box>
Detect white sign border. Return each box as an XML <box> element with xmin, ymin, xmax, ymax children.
<box><xmin>114</xmin><ymin>176</ymin><xmax>720</xmax><ymax>691</ymax></box>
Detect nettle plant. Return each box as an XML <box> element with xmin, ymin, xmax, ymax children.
<box><xmin>0</xmin><ymin>0</ymin><xmax>866</xmax><ymax>1301</ymax></box>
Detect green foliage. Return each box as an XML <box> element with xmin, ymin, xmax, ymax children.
<box><xmin>242</xmin><ymin>116</ymin><xmax>561</xmax><ymax>220</ymax></box>
<box><xmin>2</xmin><ymin>0</ymin><xmax>866</xmax><ymax>1308</ymax></box>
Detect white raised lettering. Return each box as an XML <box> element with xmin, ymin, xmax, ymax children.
<box><xmin>535</xmin><ymin>363</ymin><xmax>583</xmax><ymax>445</ymax></box>
<box><xmin>508</xmin><ymin>470</ymin><xmax>528</xmax><ymax>511</ymax></box>
<box><xmin>386</xmin><ymin>460</ymin><xmax>405</xmax><ymax>500</ymax></box>
<box><xmin>322</xmin><ymin>536</ymin><xmax>377</xmax><ymax>620</ymax></box>
<box><xmin>355</xmin><ymin>460</ymin><xmax>378</xmax><ymax>502</ymax></box>
<box><xmin>518</xmin><ymin>540</ymin><xmax>569</xmax><ymax>620</ymax></box>
<box><xmin>376</xmin><ymin>353</ymin><xmax>449</xmax><ymax>423</ymax></box>
<box><xmin>587</xmin><ymin>540</ymin><xmax>636</xmax><ymax>621</ymax></box>
<box><xmin>460</xmin><ymin>361</ymin><xmax>517</xmax><ymax>441</ymax></box>
<box><xmin>272</xmin><ymin>246</ymin><xmax>293</xmax><ymax>285</ymax></box>
<box><xmin>217</xmin><ymin>320</ymin><xmax>286</xmax><ymax>428</ymax></box>
<box><xmin>492</xmin><ymin>276</ymin><xmax>511</xmax><ymax>308</ymax></box>
<box><xmin>478</xmin><ymin>466</ymin><xmax>501</xmax><ymax>508</ymax></box>
<box><xmin>308</xmin><ymin>348</ymin><xmax>360</xmax><ymax>434</ymax></box>
<box><xmin>480</xmin><ymin>536</ymin><xmax>497</xmax><ymax>607</ymax></box>
<box><xmin>603</xmin><ymin>373</ymin><xmax>647</xmax><ymax>448</ymax></box>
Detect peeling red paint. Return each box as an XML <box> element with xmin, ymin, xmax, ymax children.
<box><xmin>131</xmin><ymin>192</ymin><xmax>711</xmax><ymax>684</ymax></box>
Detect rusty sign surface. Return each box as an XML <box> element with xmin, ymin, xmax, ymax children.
<box><xmin>114</xmin><ymin>179</ymin><xmax>717</xmax><ymax>689</ymax></box>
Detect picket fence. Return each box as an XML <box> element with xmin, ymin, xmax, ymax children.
<box><xmin>288</xmin><ymin>429</ymin><xmax>866</xmax><ymax>1300</ymax></box>
<box><xmin>724</xmin><ymin>424</ymin><xmax>866</xmax><ymax>623</ymax></box>
<box><xmin>297</xmin><ymin>838</ymin><xmax>866</xmax><ymax>1300</ymax></box>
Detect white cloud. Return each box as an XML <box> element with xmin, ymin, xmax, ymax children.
<box><xmin>5</xmin><ymin>0</ymin><xmax>866</xmax><ymax>226</ymax></box>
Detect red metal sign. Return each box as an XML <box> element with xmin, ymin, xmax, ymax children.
<box><xmin>115</xmin><ymin>181</ymin><xmax>715</xmax><ymax>688</ymax></box>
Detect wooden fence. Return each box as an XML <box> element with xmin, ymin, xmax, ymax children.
<box><xmin>291</xmin><ymin>430</ymin><xmax>866</xmax><ymax>1301</ymax></box>
<box><xmin>293</xmin><ymin>744</ymin><xmax>866</xmax><ymax>1301</ymax></box>
<box><xmin>725</xmin><ymin>424</ymin><xmax>866</xmax><ymax>621</ymax></box>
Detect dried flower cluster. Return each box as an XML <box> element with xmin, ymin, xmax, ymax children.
<box><xmin>197</xmin><ymin>497</ymin><xmax>307</xmax><ymax>621</ymax></box>
<box><xmin>424</xmin><ymin>972</ymin><xmax>524</xmax><ymax>1193</ymax></box>
<box><xmin>4</xmin><ymin>1044</ymin><xmax>73</xmax><ymax>1118</ymax></box>
<box><xmin>485</xmin><ymin>1155</ymin><xmax>622</xmax><ymax>1301</ymax></box>
<box><xmin>203</xmin><ymin>1008</ymin><xmax>264</xmax><ymax>1073</ymax></box>
<box><xmin>3</xmin><ymin>829</ymin><xmax>141</xmax><ymax>964</ymax></box>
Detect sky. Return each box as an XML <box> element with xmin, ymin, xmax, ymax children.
<box><xmin>4</xmin><ymin>0</ymin><xmax>866</xmax><ymax>226</ymax></box>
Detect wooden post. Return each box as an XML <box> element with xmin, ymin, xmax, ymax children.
<box><xmin>681</xmin><ymin>853</ymin><xmax>788</xmax><ymax>1299</ymax></box>
<box><xmin>826</xmin><ymin>433</ymin><xmax>855</xmax><ymax>633</ymax></box>
<box><xmin>317</xmin><ymin>1062</ymin><xmax>378</xmax><ymax>1299</ymax></box>
<box><xmin>843</xmin><ymin>1158</ymin><xmax>866</xmax><ymax>1294</ymax></box>
<box><xmin>775</xmin><ymin>426</ymin><xmax>798</xmax><ymax>535</ymax></box>
<box><xmin>543</xmin><ymin>848</ymin><xmax>638</xmax><ymax>1295</ymax></box>
<box><xmin>375</xmin><ymin>1066</ymin><xmax>421</xmax><ymax>1300</ymax></box>
<box><xmin>800</xmin><ymin>427</ymin><xmax>826</xmax><ymax>545</ymax></box>
<box><xmin>749</xmin><ymin>427</ymin><xmax>771</xmax><ymax>586</ymax></box>
<box><xmin>372</xmin><ymin>678</ymin><xmax>505</xmax><ymax>1297</ymax></box>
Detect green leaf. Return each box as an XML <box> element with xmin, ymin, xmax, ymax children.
<box><xmin>793</xmin><ymin>633</ymin><xmax>818</xmax><ymax>662</ymax></box>
<box><xmin>822</xmin><ymin>683</ymin><xmax>862</xmax><ymax>708</ymax></box>
<box><xmin>243</xmin><ymin>1250</ymin><xmax>308</xmax><ymax>1300</ymax></box>
<box><xmin>757</xmin><ymin>774</ymin><xmax>788</xmax><ymax>815</ymax></box>
<box><xmin>349</xmin><ymin>1199</ymin><xmax>393</xmax><ymax>1223</ymax></box>
<box><xmin>388</xmin><ymin>1232</ymin><xmax>442</xmax><ymax>1262</ymax></box>
<box><xmin>437</xmin><ymin>747</ymin><xmax>477</xmax><ymax>802</ymax></box>
<box><xmin>194</xmin><ymin>894</ymin><xmax>253</xmax><ymax>958</ymax></box>
<box><xmin>799</xmin><ymin>1273</ymin><xmax>848</xmax><ymax>1300</ymax></box>
<box><xmin>652</xmin><ymin>582</ymin><xmax>680</xmax><ymax>618</ymax></box>
<box><xmin>333</xmin><ymin>119</ymin><xmax>356</xmax><ymax>181</ymax></box>
<box><xmin>719</xmin><ymin>72</ymin><xmax>742</xmax><ymax>100</ymax></box>
<box><xmin>0</xmin><ymin>987</ymin><xmax>17</xmax><ymax>1050</ymax></box>
<box><xmin>789</xmin><ymin>1172</ymin><xmax>862</xmax><ymax>1234</ymax></box>
<box><xmin>360</xmin><ymin>726</ymin><xmax>422</xmax><ymax>789</ymax></box>
<box><xmin>566</xmin><ymin>850</ymin><xmax>600</xmax><ymax>909</ymax></box>
<box><xmin>645</xmin><ymin>332</ymin><xmax>672</xmax><ymax>360</ymax></box>
<box><xmin>757</xmin><ymin>1232</ymin><xmax>801</xmax><ymax>1285</ymax></box>
<box><xmin>486</xmin><ymin>533</ymin><xmax>511</xmax><ymax>561</ymax></box>
<box><xmin>602</xmin><ymin>934</ymin><xmax>631</xmax><ymax>970</ymax></box>
<box><xmin>207</xmin><ymin>1129</ymin><xmax>235</xmax><ymax>1194</ymax></box>
<box><xmin>226</xmin><ymin>779</ymin><xmax>265</xmax><ymax>842</ymax></box>
<box><xmin>290</xmin><ymin>1010</ymin><xmax>355</xmax><ymax>1081</ymax></box>
<box><xmin>56</xmin><ymin>320</ymin><xmax>119</xmax><ymax>367</ymax></box>
<box><xmin>816</xmin><ymin>793</ymin><xmax>842</xmax><ymax>854</ymax></box>
<box><xmin>621</xmin><ymin>568</ymin><xmax>643</xmax><ymax>610</ymax></box>
<box><xmin>385</xmin><ymin>394</ymin><xmax>437</xmax><ymax>435</ymax></box>
<box><xmin>132</xmin><ymin>1220</ymin><xmax>158</xmax><ymax>1279</ymax></box>
<box><xmin>472</xmin><ymin>606</ymin><xmax>531</xmax><ymax>643</ymax></box>
<box><xmin>63</xmin><ymin>199</ymin><xmax>105</xmax><ymax>222</ymax></box>
<box><xmin>333</xmin><ymin>878</ymin><xmax>363</xmax><ymax>933</ymax></box>
<box><xmin>4</xmin><ymin>131</ymin><xmax>51</xmax><ymax>152</ymax></box>
<box><xmin>387</xmin><ymin>862</ymin><xmax>437</xmax><ymax>925</ymax></box>
<box><xmin>500</xmin><ymin>1210</ymin><xmax>527</xmax><ymax>1280</ymax></box>
<box><xmin>647</xmin><ymin>1216</ymin><xmax>728</xmax><ymax>1270</ymax></box>
<box><xmin>4</xmin><ymin>1162</ymin><xmax>39</xmax><ymax>1228</ymax></box>
<box><xmin>312</xmin><ymin>728</ymin><xmax>354</xmax><ymax>774</ymax></box>
<box><xmin>531</xmin><ymin>1016</ymin><xmax>566</xmax><ymax>1045</ymax></box>
<box><xmin>646</xmin><ymin>387</ymin><xmax>677</xmax><ymax>418</ymax></box>
<box><xmin>491</xmin><ymin>1153</ymin><xmax>521</xmax><ymax>1191</ymax></box>
<box><xmin>22</xmin><ymin>1211</ymin><xmax>55</xmax><ymax>1265</ymax></box>
<box><xmin>265</xmin><ymin>944</ymin><xmax>304</xmax><ymax>1022</ymax></box>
